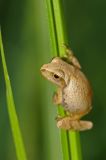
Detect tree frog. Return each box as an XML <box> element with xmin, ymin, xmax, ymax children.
<box><xmin>40</xmin><ymin>45</ymin><xmax>93</xmax><ymax>131</ymax></box>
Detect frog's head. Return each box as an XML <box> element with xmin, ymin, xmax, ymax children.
<box><xmin>40</xmin><ymin>57</ymin><xmax>72</xmax><ymax>88</ymax></box>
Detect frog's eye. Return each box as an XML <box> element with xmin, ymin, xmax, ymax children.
<box><xmin>53</xmin><ymin>74</ymin><xmax>60</xmax><ymax>79</ymax></box>
<box><xmin>52</xmin><ymin>73</ymin><xmax>65</xmax><ymax>87</ymax></box>
<box><xmin>52</xmin><ymin>70</ymin><xmax>65</xmax><ymax>81</ymax></box>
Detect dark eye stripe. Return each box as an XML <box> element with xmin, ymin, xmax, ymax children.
<box><xmin>54</xmin><ymin>74</ymin><xmax>59</xmax><ymax>79</ymax></box>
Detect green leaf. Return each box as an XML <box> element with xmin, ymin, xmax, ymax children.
<box><xmin>0</xmin><ymin>30</ymin><xmax>27</xmax><ymax>160</ymax></box>
<box><xmin>45</xmin><ymin>0</ymin><xmax>83</xmax><ymax>160</ymax></box>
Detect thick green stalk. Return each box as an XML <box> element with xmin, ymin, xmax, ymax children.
<box><xmin>69</xmin><ymin>131</ymin><xmax>82</xmax><ymax>160</ymax></box>
<box><xmin>0</xmin><ymin>30</ymin><xmax>27</xmax><ymax>160</ymax></box>
<box><xmin>45</xmin><ymin>0</ymin><xmax>70</xmax><ymax>160</ymax></box>
<box><xmin>45</xmin><ymin>0</ymin><xmax>83</xmax><ymax>160</ymax></box>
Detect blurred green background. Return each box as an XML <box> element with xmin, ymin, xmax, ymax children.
<box><xmin>0</xmin><ymin>0</ymin><xmax>106</xmax><ymax>160</ymax></box>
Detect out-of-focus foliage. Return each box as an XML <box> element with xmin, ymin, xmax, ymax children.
<box><xmin>0</xmin><ymin>0</ymin><xmax>106</xmax><ymax>160</ymax></box>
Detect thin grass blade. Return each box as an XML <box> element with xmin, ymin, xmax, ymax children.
<box><xmin>0</xmin><ymin>30</ymin><xmax>27</xmax><ymax>160</ymax></box>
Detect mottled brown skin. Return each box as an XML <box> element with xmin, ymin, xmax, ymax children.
<box><xmin>40</xmin><ymin>45</ymin><xmax>93</xmax><ymax>131</ymax></box>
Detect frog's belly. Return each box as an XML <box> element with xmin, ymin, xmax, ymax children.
<box><xmin>62</xmin><ymin>79</ymin><xmax>91</xmax><ymax>113</ymax></box>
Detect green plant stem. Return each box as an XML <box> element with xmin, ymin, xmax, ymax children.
<box><xmin>45</xmin><ymin>0</ymin><xmax>70</xmax><ymax>159</ymax></box>
<box><xmin>0</xmin><ymin>30</ymin><xmax>27</xmax><ymax>160</ymax></box>
<box><xmin>45</xmin><ymin>0</ymin><xmax>83</xmax><ymax>160</ymax></box>
<box><xmin>69</xmin><ymin>131</ymin><xmax>82</xmax><ymax>160</ymax></box>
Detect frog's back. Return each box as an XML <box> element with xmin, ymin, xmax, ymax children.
<box><xmin>62</xmin><ymin>69</ymin><xmax>92</xmax><ymax>113</ymax></box>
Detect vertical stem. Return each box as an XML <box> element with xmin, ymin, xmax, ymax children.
<box><xmin>52</xmin><ymin>0</ymin><xmax>67</xmax><ymax>55</ymax></box>
<box><xmin>45</xmin><ymin>0</ymin><xmax>70</xmax><ymax>159</ymax></box>
<box><xmin>45</xmin><ymin>0</ymin><xmax>59</xmax><ymax>56</ymax></box>
<box><xmin>69</xmin><ymin>131</ymin><xmax>82</xmax><ymax>160</ymax></box>
<box><xmin>45</xmin><ymin>0</ymin><xmax>83</xmax><ymax>160</ymax></box>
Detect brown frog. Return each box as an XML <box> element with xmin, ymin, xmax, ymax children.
<box><xmin>40</xmin><ymin>45</ymin><xmax>93</xmax><ymax>131</ymax></box>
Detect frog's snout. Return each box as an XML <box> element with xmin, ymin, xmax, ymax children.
<box><xmin>40</xmin><ymin>64</ymin><xmax>51</xmax><ymax>79</ymax></box>
<box><xmin>40</xmin><ymin>64</ymin><xmax>48</xmax><ymax>72</ymax></box>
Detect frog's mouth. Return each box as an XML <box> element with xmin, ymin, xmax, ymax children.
<box><xmin>40</xmin><ymin>64</ymin><xmax>66</xmax><ymax>87</ymax></box>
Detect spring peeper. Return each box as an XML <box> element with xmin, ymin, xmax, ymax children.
<box><xmin>40</xmin><ymin>45</ymin><xmax>93</xmax><ymax>131</ymax></box>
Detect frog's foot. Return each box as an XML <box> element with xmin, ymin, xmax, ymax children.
<box><xmin>56</xmin><ymin>116</ymin><xmax>93</xmax><ymax>131</ymax></box>
<box><xmin>62</xmin><ymin>44</ymin><xmax>81</xmax><ymax>69</ymax></box>
<box><xmin>53</xmin><ymin>88</ymin><xmax>62</xmax><ymax>105</ymax></box>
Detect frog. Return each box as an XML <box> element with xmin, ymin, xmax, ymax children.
<box><xmin>40</xmin><ymin>45</ymin><xmax>93</xmax><ymax>131</ymax></box>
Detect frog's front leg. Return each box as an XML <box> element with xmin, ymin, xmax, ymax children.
<box><xmin>63</xmin><ymin>44</ymin><xmax>81</xmax><ymax>69</ymax></box>
<box><xmin>53</xmin><ymin>88</ymin><xmax>62</xmax><ymax>105</ymax></box>
<box><xmin>56</xmin><ymin>116</ymin><xmax>93</xmax><ymax>131</ymax></box>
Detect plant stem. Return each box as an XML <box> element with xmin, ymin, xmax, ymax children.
<box><xmin>45</xmin><ymin>0</ymin><xmax>70</xmax><ymax>159</ymax></box>
<box><xmin>45</xmin><ymin>0</ymin><xmax>83</xmax><ymax>160</ymax></box>
<box><xmin>0</xmin><ymin>30</ymin><xmax>27</xmax><ymax>160</ymax></box>
<box><xmin>69</xmin><ymin>131</ymin><xmax>82</xmax><ymax>160</ymax></box>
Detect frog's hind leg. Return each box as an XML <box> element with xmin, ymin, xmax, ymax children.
<box><xmin>56</xmin><ymin>116</ymin><xmax>93</xmax><ymax>131</ymax></box>
<box><xmin>62</xmin><ymin>44</ymin><xmax>81</xmax><ymax>69</ymax></box>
